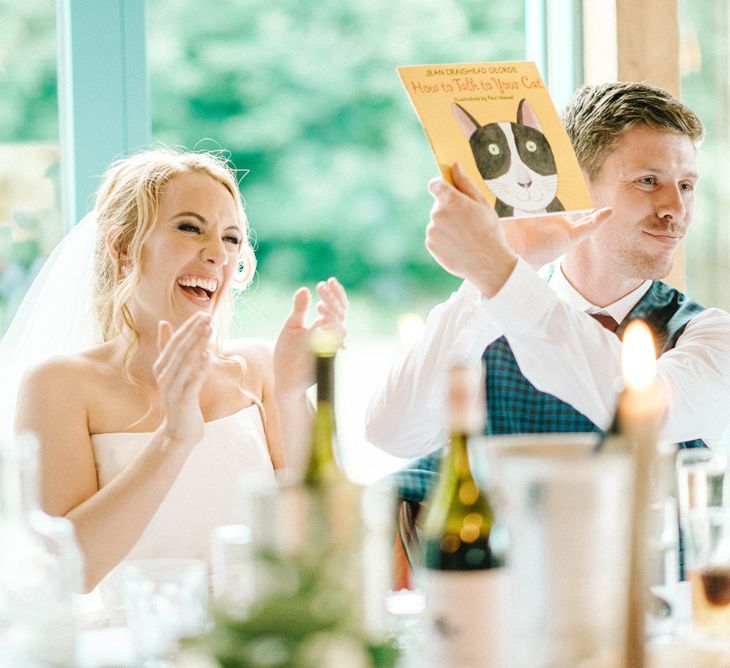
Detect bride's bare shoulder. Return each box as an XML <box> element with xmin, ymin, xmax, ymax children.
<box><xmin>20</xmin><ymin>342</ymin><xmax>120</xmax><ymax>394</ymax></box>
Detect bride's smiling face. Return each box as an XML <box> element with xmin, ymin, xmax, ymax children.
<box><xmin>130</xmin><ymin>171</ymin><xmax>243</xmax><ymax>328</ymax></box>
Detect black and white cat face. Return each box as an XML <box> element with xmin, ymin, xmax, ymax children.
<box><xmin>453</xmin><ymin>100</ymin><xmax>562</xmax><ymax>216</ymax></box>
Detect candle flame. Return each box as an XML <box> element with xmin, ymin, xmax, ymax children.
<box><xmin>622</xmin><ymin>320</ymin><xmax>657</xmax><ymax>392</ymax></box>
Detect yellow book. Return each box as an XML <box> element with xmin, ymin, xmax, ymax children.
<box><xmin>397</xmin><ymin>61</ymin><xmax>592</xmax><ymax>218</ymax></box>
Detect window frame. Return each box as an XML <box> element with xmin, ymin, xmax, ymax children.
<box><xmin>57</xmin><ymin>0</ymin><xmax>149</xmax><ymax>230</ymax></box>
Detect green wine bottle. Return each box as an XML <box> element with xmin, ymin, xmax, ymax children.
<box><xmin>420</xmin><ymin>364</ymin><xmax>509</xmax><ymax>667</ymax></box>
<box><xmin>304</xmin><ymin>330</ymin><xmax>341</xmax><ymax>488</ymax></box>
<box><xmin>302</xmin><ymin>329</ymin><xmax>359</xmax><ymax>555</ymax></box>
<box><xmin>301</xmin><ymin>331</ymin><xmax>393</xmax><ymax>638</ymax></box>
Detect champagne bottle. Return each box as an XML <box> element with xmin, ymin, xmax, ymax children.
<box><xmin>420</xmin><ymin>364</ymin><xmax>509</xmax><ymax>668</ymax></box>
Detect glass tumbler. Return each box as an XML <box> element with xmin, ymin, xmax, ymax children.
<box><xmin>121</xmin><ymin>558</ymin><xmax>207</xmax><ymax>666</ymax></box>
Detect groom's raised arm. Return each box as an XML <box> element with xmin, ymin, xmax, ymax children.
<box><xmin>366</xmin><ymin>163</ymin><xmax>612</xmax><ymax>456</ymax></box>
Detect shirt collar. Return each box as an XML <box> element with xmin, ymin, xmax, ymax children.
<box><xmin>548</xmin><ymin>263</ymin><xmax>653</xmax><ymax>324</ymax></box>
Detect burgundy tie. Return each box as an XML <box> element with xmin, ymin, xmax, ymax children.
<box><xmin>589</xmin><ymin>312</ymin><xmax>619</xmax><ymax>333</ymax></box>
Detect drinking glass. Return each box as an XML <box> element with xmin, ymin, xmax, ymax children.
<box><xmin>677</xmin><ymin>450</ymin><xmax>730</xmax><ymax>637</ymax></box>
<box><xmin>646</xmin><ymin>497</ymin><xmax>679</xmax><ymax>638</ymax></box>
<box><xmin>385</xmin><ymin>588</ymin><xmax>425</xmax><ymax>653</ymax></box>
<box><xmin>121</xmin><ymin>558</ymin><xmax>207</xmax><ymax>666</ymax></box>
<box><xmin>210</xmin><ymin>524</ymin><xmax>254</xmax><ymax>617</ymax></box>
<box><xmin>643</xmin><ymin>441</ymin><xmax>683</xmax><ymax>638</ymax></box>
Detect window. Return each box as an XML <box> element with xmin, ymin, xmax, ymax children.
<box><xmin>0</xmin><ymin>1</ymin><xmax>60</xmax><ymax>332</ymax></box>
<box><xmin>680</xmin><ymin>0</ymin><xmax>730</xmax><ymax>309</ymax></box>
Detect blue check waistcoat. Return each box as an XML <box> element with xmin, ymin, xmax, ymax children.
<box><xmin>394</xmin><ymin>279</ymin><xmax>707</xmax><ymax>504</ymax></box>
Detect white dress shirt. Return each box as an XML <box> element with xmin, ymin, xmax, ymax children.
<box><xmin>365</xmin><ymin>258</ymin><xmax>730</xmax><ymax>458</ymax></box>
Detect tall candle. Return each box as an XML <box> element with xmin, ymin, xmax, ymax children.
<box><xmin>620</xmin><ymin>320</ymin><xmax>665</xmax><ymax>668</ymax></box>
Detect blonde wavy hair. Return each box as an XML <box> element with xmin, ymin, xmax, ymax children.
<box><xmin>94</xmin><ymin>148</ymin><xmax>256</xmax><ymax>372</ymax></box>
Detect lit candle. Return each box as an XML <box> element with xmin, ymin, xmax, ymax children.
<box><xmin>620</xmin><ymin>320</ymin><xmax>665</xmax><ymax>668</ymax></box>
<box><xmin>620</xmin><ymin>321</ymin><xmax>663</xmax><ymax>429</ymax></box>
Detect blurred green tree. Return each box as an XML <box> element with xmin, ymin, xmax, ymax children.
<box><xmin>0</xmin><ymin>0</ymin><xmax>525</xmax><ymax>331</ymax></box>
<box><xmin>0</xmin><ymin>0</ymin><xmax>59</xmax><ymax>331</ymax></box>
<box><xmin>0</xmin><ymin>0</ymin><xmax>57</xmax><ymax>142</ymax></box>
<box><xmin>4</xmin><ymin>1</ymin><xmax>730</xmax><ymax>326</ymax></box>
<box><xmin>148</xmin><ymin>0</ymin><xmax>524</xmax><ymax>304</ymax></box>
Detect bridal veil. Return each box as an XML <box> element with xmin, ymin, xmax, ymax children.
<box><xmin>0</xmin><ymin>213</ymin><xmax>100</xmax><ymax>439</ymax></box>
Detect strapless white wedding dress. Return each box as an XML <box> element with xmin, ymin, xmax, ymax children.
<box><xmin>80</xmin><ymin>404</ymin><xmax>276</xmax><ymax>623</ymax></box>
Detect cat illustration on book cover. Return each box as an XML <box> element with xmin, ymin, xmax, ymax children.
<box><xmin>453</xmin><ymin>99</ymin><xmax>564</xmax><ymax>217</ymax></box>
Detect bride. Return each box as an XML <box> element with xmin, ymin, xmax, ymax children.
<box><xmin>10</xmin><ymin>148</ymin><xmax>347</xmax><ymax>592</ymax></box>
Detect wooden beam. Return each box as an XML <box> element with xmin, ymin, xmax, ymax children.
<box><xmin>616</xmin><ymin>0</ymin><xmax>679</xmax><ymax>95</ymax></box>
<box><xmin>582</xmin><ymin>0</ymin><xmax>684</xmax><ymax>289</ymax></box>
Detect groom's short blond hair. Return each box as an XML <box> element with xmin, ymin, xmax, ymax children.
<box><xmin>562</xmin><ymin>81</ymin><xmax>705</xmax><ymax>182</ymax></box>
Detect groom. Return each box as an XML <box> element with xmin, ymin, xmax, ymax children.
<box><xmin>366</xmin><ymin>81</ymin><xmax>730</xmax><ymax>501</ymax></box>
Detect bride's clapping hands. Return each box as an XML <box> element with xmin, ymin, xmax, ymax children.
<box><xmin>154</xmin><ymin>312</ymin><xmax>213</xmax><ymax>447</ymax></box>
<box><xmin>312</xmin><ymin>277</ymin><xmax>348</xmax><ymax>342</ymax></box>
<box><xmin>273</xmin><ymin>277</ymin><xmax>348</xmax><ymax>399</ymax></box>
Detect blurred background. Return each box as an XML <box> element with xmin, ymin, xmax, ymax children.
<box><xmin>0</xmin><ymin>0</ymin><xmax>725</xmax><ymax>480</ymax></box>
